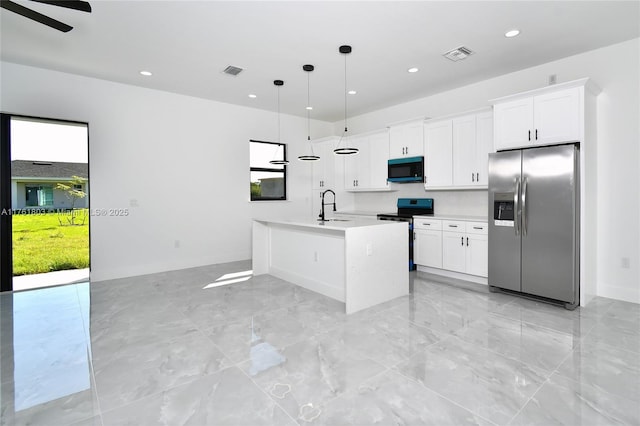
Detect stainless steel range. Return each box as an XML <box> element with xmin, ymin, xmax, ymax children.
<box><xmin>377</xmin><ymin>198</ymin><xmax>434</xmax><ymax>270</ymax></box>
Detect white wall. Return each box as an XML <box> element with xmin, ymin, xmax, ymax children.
<box><xmin>1</xmin><ymin>62</ymin><xmax>333</xmax><ymax>281</ymax></box>
<box><xmin>2</xmin><ymin>38</ymin><xmax>638</xmax><ymax>302</ymax></box>
<box><xmin>340</xmin><ymin>38</ymin><xmax>640</xmax><ymax>302</ymax></box>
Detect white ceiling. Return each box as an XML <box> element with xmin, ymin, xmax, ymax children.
<box><xmin>1</xmin><ymin>1</ymin><xmax>639</xmax><ymax>122</ymax></box>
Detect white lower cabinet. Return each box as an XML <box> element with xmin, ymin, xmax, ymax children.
<box><xmin>415</xmin><ymin>218</ymin><xmax>488</xmax><ymax>278</ymax></box>
<box><xmin>414</xmin><ymin>218</ymin><xmax>442</xmax><ymax>268</ymax></box>
<box><xmin>442</xmin><ymin>227</ymin><xmax>466</xmax><ymax>273</ymax></box>
<box><xmin>466</xmin><ymin>231</ymin><xmax>488</xmax><ymax>277</ymax></box>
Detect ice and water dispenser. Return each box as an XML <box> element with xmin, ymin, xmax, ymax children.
<box><xmin>493</xmin><ymin>192</ymin><xmax>515</xmax><ymax>227</ymax></box>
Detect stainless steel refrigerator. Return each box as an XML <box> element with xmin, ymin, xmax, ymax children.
<box><xmin>488</xmin><ymin>144</ymin><xmax>579</xmax><ymax>309</ymax></box>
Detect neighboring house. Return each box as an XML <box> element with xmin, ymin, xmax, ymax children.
<box><xmin>10</xmin><ymin>160</ymin><xmax>89</xmax><ymax>210</ymax></box>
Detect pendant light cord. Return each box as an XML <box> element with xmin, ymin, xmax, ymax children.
<box><xmin>344</xmin><ymin>51</ymin><xmax>348</xmax><ymax>135</ymax></box>
<box><xmin>307</xmin><ymin>70</ymin><xmax>311</xmax><ymax>140</ymax></box>
<box><xmin>307</xmin><ymin>69</ymin><xmax>316</xmax><ymax>156</ymax></box>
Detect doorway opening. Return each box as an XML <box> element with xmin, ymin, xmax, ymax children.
<box><xmin>0</xmin><ymin>114</ymin><xmax>90</xmax><ymax>292</ymax></box>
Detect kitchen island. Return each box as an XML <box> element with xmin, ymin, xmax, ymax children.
<box><xmin>252</xmin><ymin>218</ymin><xmax>409</xmax><ymax>314</ymax></box>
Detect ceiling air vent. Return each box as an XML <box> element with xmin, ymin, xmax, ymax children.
<box><xmin>222</xmin><ymin>65</ymin><xmax>243</xmax><ymax>76</ymax></box>
<box><xmin>443</xmin><ymin>46</ymin><xmax>475</xmax><ymax>62</ymax></box>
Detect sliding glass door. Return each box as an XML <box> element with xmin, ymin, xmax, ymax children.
<box><xmin>0</xmin><ymin>114</ymin><xmax>90</xmax><ymax>292</ymax></box>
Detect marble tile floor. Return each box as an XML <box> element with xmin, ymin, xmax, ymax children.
<box><xmin>1</xmin><ymin>260</ymin><xmax>639</xmax><ymax>425</ymax></box>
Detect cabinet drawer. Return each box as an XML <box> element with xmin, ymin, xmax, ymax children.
<box><xmin>414</xmin><ymin>218</ymin><xmax>442</xmax><ymax>230</ymax></box>
<box><xmin>442</xmin><ymin>220</ymin><xmax>466</xmax><ymax>231</ymax></box>
<box><xmin>466</xmin><ymin>222</ymin><xmax>488</xmax><ymax>235</ymax></box>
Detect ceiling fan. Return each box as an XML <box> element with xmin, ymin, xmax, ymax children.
<box><xmin>1</xmin><ymin>0</ymin><xmax>91</xmax><ymax>33</ymax></box>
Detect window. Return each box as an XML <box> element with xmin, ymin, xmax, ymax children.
<box><xmin>250</xmin><ymin>140</ymin><xmax>287</xmax><ymax>201</ymax></box>
<box><xmin>25</xmin><ymin>185</ymin><xmax>54</xmax><ymax>207</ymax></box>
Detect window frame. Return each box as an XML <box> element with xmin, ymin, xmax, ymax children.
<box><xmin>250</xmin><ymin>139</ymin><xmax>287</xmax><ymax>201</ymax></box>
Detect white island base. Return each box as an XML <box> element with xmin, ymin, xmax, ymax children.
<box><xmin>252</xmin><ymin>218</ymin><xmax>409</xmax><ymax>314</ymax></box>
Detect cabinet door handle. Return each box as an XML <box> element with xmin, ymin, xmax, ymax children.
<box><xmin>473</xmin><ymin>226</ymin><xmax>483</xmax><ymax>230</ymax></box>
<box><xmin>471</xmin><ymin>173</ymin><xmax>475</xmax><ymax>182</ymax></box>
<box><xmin>461</xmin><ymin>237</ymin><xmax>464</xmax><ymax>246</ymax></box>
<box><xmin>535</xmin><ymin>129</ymin><xmax>538</xmax><ymax>140</ymax></box>
<box><xmin>449</xmin><ymin>224</ymin><xmax>458</xmax><ymax>228</ymax></box>
<box><xmin>466</xmin><ymin>237</ymin><xmax>469</xmax><ymax>246</ymax></box>
<box><xmin>528</xmin><ymin>130</ymin><xmax>531</xmax><ymax>141</ymax></box>
<box><xmin>423</xmin><ymin>223</ymin><xmax>430</xmax><ymax>226</ymax></box>
<box><xmin>476</xmin><ymin>172</ymin><xmax>479</xmax><ymax>181</ymax></box>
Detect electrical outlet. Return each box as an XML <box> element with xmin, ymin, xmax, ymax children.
<box><xmin>621</xmin><ymin>257</ymin><xmax>630</xmax><ymax>269</ymax></box>
<box><xmin>548</xmin><ymin>74</ymin><xmax>557</xmax><ymax>85</ymax></box>
<box><xmin>366</xmin><ymin>244</ymin><xmax>373</xmax><ymax>256</ymax></box>
<box><xmin>314</xmin><ymin>251</ymin><xmax>319</xmax><ymax>262</ymax></box>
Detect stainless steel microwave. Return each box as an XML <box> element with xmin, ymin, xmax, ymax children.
<box><xmin>388</xmin><ymin>156</ymin><xmax>424</xmax><ymax>183</ymax></box>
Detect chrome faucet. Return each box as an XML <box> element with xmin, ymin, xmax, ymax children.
<box><xmin>319</xmin><ymin>189</ymin><xmax>336</xmax><ymax>221</ymax></box>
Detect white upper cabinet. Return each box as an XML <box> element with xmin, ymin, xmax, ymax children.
<box><xmin>389</xmin><ymin>120</ymin><xmax>424</xmax><ymax>158</ymax></box>
<box><xmin>493</xmin><ymin>84</ymin><xmax>583</xmax><ymax>151</ymax></box>
<box><xmin>311</xmin><ymin>137</ymin><xmax>338</xmax><ymax>190</ymax></box>
<box><xmin>368</xmin><ymin>131</ymin><xmax>391</xmax><ymax>189</ymax></box>
<box><xmin>533</xmin><ymin>88</ymin><xmax>581</xmax><ymax>145</ymax></box>
<box><xmin>343</xmin><ymin>135</ymin><xmax>367</xmax><ymax>190</ymax></box>
<box><xmin>424</xmin><ymin>119</ymin><xmax>453</xmax><ymax>188</ymax></box>
<box><xmin>452</xmin><ymin>115</ymin><xmax>476</xmax><ymax>186</ymax></box>
<box><xmin>475</xmin><ymin>111</ymin><xmax>493</xmax><ymax>186</ymax></box>
<box><xmin>425</xmin><ymin>110</ymin><xmax>493</xmax><ymax>190</ymax></box>
<box><xmin>493</xmin><ymin>97</ymin><xmax>534</xmax><ymax>150</ymax></box>
<box><xmin>343</xmin><ymin>130</ymin><xmax>390</xmax><ymax>191</ymax></box>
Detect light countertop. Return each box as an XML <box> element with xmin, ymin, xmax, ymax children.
<box><xmin>334</xmin><ymin>210</ymin><xmax>380</xmax><ymax>217</ymax></box>
<box><xmin>253</xmin><ymin>217</ymin><xmax>406</xmax><ymax>232</ymax></box>
<box><xmin>414</xmin><ymin>214</ymin><xmax>488</xmax><ymax>222</ymax></box>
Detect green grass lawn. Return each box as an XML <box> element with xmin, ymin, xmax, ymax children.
<box><xmin>12</xmin><ymin>210</ymin><xmax>89</xmax><ymax>276</ymax></box>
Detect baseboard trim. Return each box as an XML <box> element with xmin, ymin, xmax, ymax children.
<box><xmin>597</xmin><ymin>283</ymin><xmax>640</xmax><ymax>304</ymax></box>
<box><xmin>416</xmin><ymin>266</ymin><xmax>488</xmax><ymax>285</ymax></box>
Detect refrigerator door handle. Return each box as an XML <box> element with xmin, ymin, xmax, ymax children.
<box><xmin>514</xmin><ymin>177</ymin><xmax>521</xmax><ymax>236</ymax></box>
<box><xmin>522</xmin><ymin>177</ymin><xmax>528</xmax><ymax>236</ymax></box>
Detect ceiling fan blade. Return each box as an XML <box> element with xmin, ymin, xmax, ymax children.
<box><xmin>1</xmin><ymin>0</ymin><xmax>72</xmax><ymax>32</ymax></box>
<box><xmin>30</xmin><ymin>0</ymin><xmax>91</xmax><ymax>13</ymax></box>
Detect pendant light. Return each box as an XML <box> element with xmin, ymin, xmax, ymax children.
<box><xmin>334</xmin><ymin>45</ymin><xmax>359</xmax><ymax>156</ymax></box>
<box><xmin>298</xmin><ymin>64</ymin><xmax>320</xmax><ymax>162</ymax></box>
<box><xmin>269</xmin><ymin>79</ymin><xmax>289</xmax><ymax>165</ymax></box>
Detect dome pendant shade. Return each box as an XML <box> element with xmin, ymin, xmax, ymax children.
<box><xmin>298</xmin><ymin>64</ymin><xmax>321</xmax><ymax>162</ymax></box>
<box><xmin>270</xmin><ymin>79</ymin><xmax>289</xmax><ymax>165</ymax></box>
<box><xmin>334</xmin><ymin>45</ymin><xmax>358</xmax><ymax>156</ymax></box>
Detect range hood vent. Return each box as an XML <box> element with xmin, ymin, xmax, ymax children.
<box><xmin>443</xmin><ymin>46</ymin><xmax>475</xmax><ymax>62</ymax></box>
<box><xmin>223</xmin><ymin>65</ymin><xmax>243</xmax><ymax>76</ymax></box>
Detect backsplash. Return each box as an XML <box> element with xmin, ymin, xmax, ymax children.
<box><xmin>353</xmin><ymin>183</ymin><xmax>488</xmax><ymax>217</ymax></box>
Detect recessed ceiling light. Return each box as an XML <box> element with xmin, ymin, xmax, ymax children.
<box><xmin>348</xmin><ymin>90</ymin><xmax>357</xmax><ymax>95</ymax></box>
<box><xmin>248</xmin><ymin>94</ymin><xmax>257</xmax><ymax>98</ymax></box>
<box><xmin>305</xmin><ymin>106</ymin><xmax>313</xmax><ymax>110</ymax></box>
<box><xmin>505</xmin><ymin>29</ymin><xmax>520</xmax><ymax>38</ymax></box>
<box><xmin>139</xmin><ymin>70</ymin><xmax>152</xmax><ymax>76</ymax></box>
<box><xmin>407</xmin><ymin>67</ymin><xmax>419</xmax><ymax>73</ymax></box>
